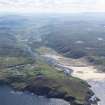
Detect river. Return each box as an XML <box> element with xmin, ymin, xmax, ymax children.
<box><xmin>0</xmin><ymin>85</ymin><xmax>70</xmax><ymax>105</ymax></box>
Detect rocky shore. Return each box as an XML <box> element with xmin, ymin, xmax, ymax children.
<box><xmin>23</xmin><ymin>76</ymin><xmax>94</xmax><ymax>105</ymax></box>
<box><xmin>0</xmin><ymin>47</ymin><xmax>99</xmax><ymax>105</ymax></box>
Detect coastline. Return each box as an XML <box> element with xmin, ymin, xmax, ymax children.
<box><xmin>41</xmin><ymin>52</ymin><xmax>104</xmax><ymax>105</ymax></box>
<box><xmin>0</xmin><ymin>78</ymin><xmax>93</xmax><ymax>105</ymax></box>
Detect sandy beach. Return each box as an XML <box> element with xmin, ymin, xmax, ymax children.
<box><xmin>43</xmin><ymin>53</ymin><xmax>105</xmax><ymax>105</ymax></box>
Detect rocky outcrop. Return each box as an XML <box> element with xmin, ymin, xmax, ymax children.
<box><xmin>24</xmin><ymin>76</ymin><xmax>95</xmax><ymax>105</ymax></box>
<box><xmin>25</xmin><ymin>85</ymin><xmax>76</xmax><ymax>105</ymax></box>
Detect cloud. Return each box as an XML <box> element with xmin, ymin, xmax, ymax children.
<box><xmin>0</xmin><ymin>0</ymin><xmax>105</xmax><ymax>13</ymax></box>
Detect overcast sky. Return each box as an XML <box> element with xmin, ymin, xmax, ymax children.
<box><xmin>0</xmin><ymin>0</ymin><xmax>105</xmax><ymax>13</ymax></box>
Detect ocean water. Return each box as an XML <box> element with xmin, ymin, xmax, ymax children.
<box><xmin>0</xmin><ymin>85</ymin><xmax>70</xmax><ymax>105</ymax></box>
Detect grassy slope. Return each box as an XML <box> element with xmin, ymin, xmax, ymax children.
<box><xmin>0</xmin><ymin>56</ymin><xmax>92</xmax><ymax>104</ymax></box>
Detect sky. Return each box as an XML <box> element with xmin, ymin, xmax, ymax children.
<box><xmin>0</xmin><ymin>0</ymin><xmax>105</xmax><ymax>13</ymax></box>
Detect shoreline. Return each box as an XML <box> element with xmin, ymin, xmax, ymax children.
<box><xmin>42</xmin><ymin>53</ymin><xmax>105</xmax><ymax>105</ymax></box>
<box><xmin>0</xmin><ymin>85</ymin><xmax>70</xmax><ymax>105</ymax></box>
<box><xmin>0</xmin><ymin>47</ymin><xmax>102</xmax><ymax>105</ymax></box>
<box><xmin>0</xmin><ymin>80</ymin><xmax>92</xmax><ymax>105</ymax></box>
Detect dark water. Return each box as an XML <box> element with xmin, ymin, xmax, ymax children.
<box><xmin>0</xmin><ymin>86</ymin><xmax>70</xmax><ymax>105</ymax></box>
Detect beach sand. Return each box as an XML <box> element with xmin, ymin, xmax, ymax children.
<box><xmin>43</xmin><ymin>54</ymin><xmax>105</xmax><ymax>105</ymax></box>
